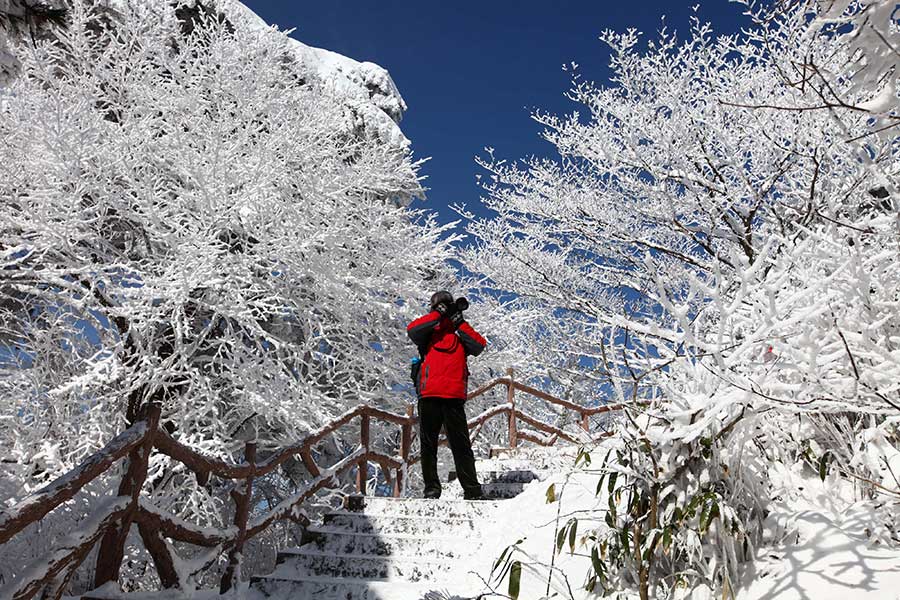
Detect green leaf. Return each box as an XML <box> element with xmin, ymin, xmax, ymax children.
<box><xmin>546</xmin><ymin>483</ymin><xmax>556</xmax><ymax>504</ymax></box>
<box><xmin>509</xmin><ymin>561</ymin><xmax>522</xmax><ymax>600</ymax></box>
<box><xmin>556</xmin><ymin>525</ymin><xmax>567</xmax><ymax>554</ymax></box>
<box><xmin>601</xmin><ymin>448</ymin><xmax>612</xmax><ymax>466</ymax></box>
<box><xmin>607</xmin><ymin>472</ymin><xmax>618</xmax><ymax>495</ymax></box>
<box><xmin>576</xmin><ymin>447</ymin><xmax>592</xmax><ymax>467</ymax></box>
<box><xmin>568</xmin><ymin>518</ymin><xmax>578</xmax><ymax>554</ymax></box>
<box><xmin>607</xmin><ymin>490</ymin><xmax>617</xmax><ymax>522</ymax></box>
<box><xmin>819</xmin><ymin>451</ymin><xmax>831</xmax><ymax>481</ymax></box>
<box><xmin>591</xmin><ymin>546</ymin><xmax>604</xmax><ymax>576</ymax></box>
<box><xmin>643</xmin><ymin>530</ymin><xmax>662</xmax><ymax>560</ymax></box>
<box><xmin>699</xmin><ymin>500</ymin><xmax>711</xmax><ymax>533</ymax></box>
<box><xmin>492</xmin><ymin>545</ymin><xmax>511</xmax><ymax>575</ymax></box>
<box><xmin>700</xmin><ymin>499</ymin><xmax>720</xmax><ymax>533</ymax></box>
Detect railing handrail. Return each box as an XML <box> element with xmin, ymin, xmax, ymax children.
<box><xmin>0</xmin><ymin>422</ymin><xmax>149</xmax><ymax>546</ymax></box>
<box><xmin>0</xmin><ymin>369</ymin><xmax>623</xmax><ymax>600</ymax></box>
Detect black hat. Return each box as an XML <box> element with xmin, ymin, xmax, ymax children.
<box><xmin>430</xmin><ymin>290</ymin><xmax>453</xmax><ymax>309</ymax></box>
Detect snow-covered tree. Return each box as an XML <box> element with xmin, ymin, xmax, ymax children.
<box><xmin>0</xmin><ymin>0</ymin><xmax>458</xmax><ymax>587</ymax></box>
<box><xmin>465</xmin><ymin>1</ymin><xmax>899</xmax><ymax>597</ymax></box>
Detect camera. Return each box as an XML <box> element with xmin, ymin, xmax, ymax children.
<box><xmin>454</xmin><ymin>297</ymin><xmax>469</xmax><ymax>312</ymax></box>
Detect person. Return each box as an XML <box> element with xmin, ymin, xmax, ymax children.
<box><xmin>407</xmin><ymin>291</ymin><xmax>487</xmax><ymax>500</ymax></box>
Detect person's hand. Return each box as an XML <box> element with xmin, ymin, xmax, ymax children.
<box><xmin>433</xmin><ymin>302</ymin><xmax>450</xmax><ymax>316</ymax></box>
<box><xmin>449</xmin><ymin>310</ymin><xmax>464</xmax><ymax>328</ymax></box>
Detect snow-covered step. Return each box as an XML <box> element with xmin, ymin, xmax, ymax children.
<box><xmin>352</xmin><ymin>496</ymin><xmax>501</xmax><ymax>518</ymax></box>
<box><xmin>271</xmin><ymin>550</ymin><xmax>450</xmax><ymax>581</ymax></box>
<box><xmin>284</xmin><ymin>528</ymin><xmax>474</xmax><ymax>559</ymax></box>
<box><xmin>322</xmin><ymin>511</ymin><xmax>478</xmax><ymax>535</ymax></box>
<box><xmin>252</xmin><ymin>454</ymin><xmax>570</xmax><ymax>598</ymax></box>
<box><xmin>252</xmin><ymin>574</ymin><xmax>435</xmax><ymax>600</ymax></box>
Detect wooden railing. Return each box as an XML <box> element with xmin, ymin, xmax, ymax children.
<box><xmin>0</xmin><ymin>369</ymin><xmax>622</xmax><ymax>600</ymax></box>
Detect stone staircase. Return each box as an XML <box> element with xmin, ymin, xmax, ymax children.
<box><xmin>251</xmin><ymin>467</ymin><xmax>542</xmax><ymax>600</ymax></box>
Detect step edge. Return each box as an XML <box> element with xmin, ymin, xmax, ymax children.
<box><xmin>325</xmin><ymin>511</ymin><xmax>479</xmax><ymax>523</ymax></box>
<box><xmin>358</xmin><ymin>497</ymin><xmax>503</xmax><ymax>504</ymax></box>
<box><xmin>277</xmin><ymin>549</ymin><xmax>465</xmax><ymax>563</ymax></box>
<box><xmin>255</xmin><ymin>573</ymin><xmax>446</xmax><ymax>586</ymax></box>
<box><xmin>300</xmin><ymin>528</ymin><xmax>483</xmax><ymax>541</ymax></box>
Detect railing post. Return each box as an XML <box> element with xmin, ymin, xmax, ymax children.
<box><xmin>220</xmin><ymin>441</ymin><xmax>256</xmax><ymax>593</ymax></box>
<box><xmin>394</xmin><ymin>404</ymin><xmax>414</xmax><ymax>497</ymax></box>
<box><xmin>356</xmin><ymin>410</ymin><xmax>370</xmax><ymax>495</ymax></box>
<box><xmin>93</xmin><ymin>402</ymin><xmax>161</xmax><ymax>589</ymax></box>
<box><xmin>138</xmin><ymin>519</ymin><xmax>179</xmax><ymax>590</ymax></box>
<box><xmin>300</xmin><ymin>446</ymin><xmax>321</xmax><ymax>478</ymax></box>
<box><xmin>507</xmin><ymin>368</ymin><xmax>518</xmax><ymax>449</ymax></box>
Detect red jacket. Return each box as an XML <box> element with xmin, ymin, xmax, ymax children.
<box><xmin>407</xmin><ymin>311</ymin><xmax>487</xmax><ymax>399</ymax></box>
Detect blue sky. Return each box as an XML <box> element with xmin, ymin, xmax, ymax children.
<box><xmin>243</xmin><ymin>1</ymin><xmax>750</xmax><ymax>230</ymax></box>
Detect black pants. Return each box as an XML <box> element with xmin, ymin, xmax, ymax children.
<box><xmin>418</xmin><ymin>397</ymin><xmax>482</xmax><ymax>498</ymax></box>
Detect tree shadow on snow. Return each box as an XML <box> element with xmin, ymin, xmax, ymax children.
<box><xmin>743</xmin><ymin>509</ymin><xmax>900</xmax><ymax>600</ymax></box>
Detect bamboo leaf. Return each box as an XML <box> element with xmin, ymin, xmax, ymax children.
<box><xmin>576</xmin><ymin>447</ymin><xmax>592</xmax><ymax>467</ymax></box>
<box><xmin>568</xmin><ymin>518</ymin><xmax>578</xmax><ymax>554</ymax></box>
<box><xmin>607</xmin><ymin>490</ymin><xmax>617</xmax><ymax>522</ymax></box>
<box><xmin>819</xmin><ymin>451</ymin><xmax>831</xmax><ymax>481</ymax></box>
<box><xmin>509</xmin><ymin>561</ymin><xmax>522</xmax><ymax>600</ymax></box>
<box><xmin>546</xmin><ymin>482</ymin><xmax>556</xmax><ymax>504</ymax></box>
<box><xmin>492</xmin><ymin>545</ymin><xmax>510</xmax><ymax>575</ymax></box>
<box><xmin>700</xmin><ymin>500</ymin><xmax>712</xmax><ymax>533</ymax></box>
<box><xmin>591</xmin><ymin>546</ymin><xmax>603</xmax><ymax>576</ymax></box>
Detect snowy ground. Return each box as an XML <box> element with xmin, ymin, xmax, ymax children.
<box><xmin>457</xmin><ymin>447</ymin><xmax>900</xmax><ymax>600</ymax></box>
<box><xmin>737</xmin><ymin>470</ymin><xmax>900</xmax><ymax>600</ymax></box>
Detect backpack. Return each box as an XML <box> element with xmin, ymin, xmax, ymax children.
<box><xmin>410</xmin><ymin>355</ymin><xmax>423</xmax><ymax>396</ymax></box>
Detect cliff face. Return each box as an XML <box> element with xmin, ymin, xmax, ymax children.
<box><xmin>0</xmin><ymin>1</ymin><xmax>67</xmax><ymax>86</ymax></box>
<box><xmin>230</xmin><ymin>3</ymin><xmax>412</xmax><ymax>152</ymax></box>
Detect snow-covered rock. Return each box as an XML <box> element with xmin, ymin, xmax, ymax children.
<box><xmin>229</xmin><ymin>2</ymin><xmax>411</xmax><ymax>150</ymax></box>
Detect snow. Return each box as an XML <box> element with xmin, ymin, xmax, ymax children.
<box><xmin>445</xmin><ymin>447</ymin><xmax>900</xmax><ymax>600</ymax></box>
<box><xmin>739</xmin><ymin>506</ymin><xmax>900</xmax><ymax>600</ymax></box>
<box><xmin>736</xmin><ymin>465</ymin><xmax>900</xmax><ymax>600</ymax></box>
<box><xmin>1</xmin><ymin>1</ymin><xmax>898</xmax><ymax>598</ymax></box>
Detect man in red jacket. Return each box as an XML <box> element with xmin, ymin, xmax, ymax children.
<box><xmin>407</xmin><ymin>291</ymin><xmax>487</xmax><ymax>500</ymax></box>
